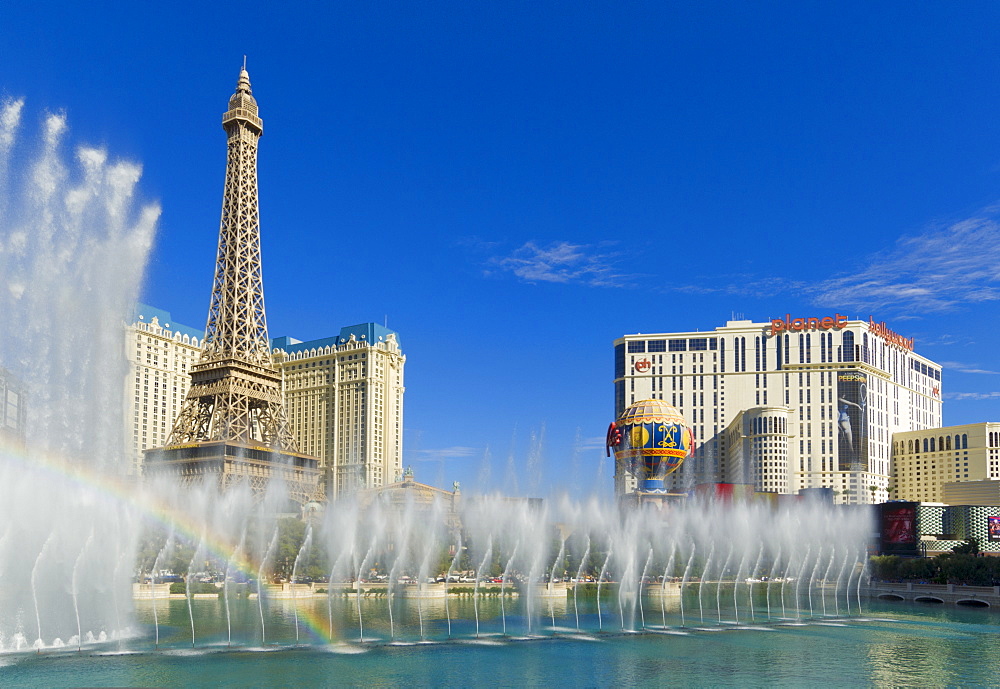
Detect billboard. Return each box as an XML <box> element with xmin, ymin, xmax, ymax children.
<box><xmin>989</xmin><ymin>516</ymin><xmax>1000</xmax><ymax>543</ymax></box>
<box><xmin>880</xmin><ymin>502</ymin><xmax>919</xmax><ymax>556</ymax></box>
<box><xmin>837</xmin><ymin>371</ymin><xmax>869</xmax><ymax>472</ymax></box>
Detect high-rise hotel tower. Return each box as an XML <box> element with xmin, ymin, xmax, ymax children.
<box><xmin>614</xmin><ymin>315</ymin><xmax>942</xmax><ymax>504</ymax></box>
<box><xmin>273</xmin><ymin>325</ymin><xmax>405</xmax><ymax>497</ymax></box>
<box><xmin>126</xmin><ymin>305</ymin><xmax>202</xmax><ymax>475</ymax></box>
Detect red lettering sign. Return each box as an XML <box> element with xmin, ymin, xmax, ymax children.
<box><xmin>769</xmin><ymin>313</ymin><xmax>847</xmax><ymax>337</ymax></box>
<box><xmin>634</xmin><ymin>358</ymin><xmax>652</xmax><ymax>373</ymax></box>
<box><xmin>868</xmin><ymin>317</ymin><xmax>915</xmax><ymax>351</ymax></box>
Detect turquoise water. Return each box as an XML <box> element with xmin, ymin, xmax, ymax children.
<box><xmin>2</xmin><ymin>597</ymin><xmax>999</xmax><ymax>687</ymax></box>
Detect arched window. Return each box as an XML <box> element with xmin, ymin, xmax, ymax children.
<box><xmin>842</xmin><ymin>331</ymin><xmax>855</xmax><ymax>362</ymax></box>
<box><xmin>963</xmin><ymin>434</ymin><xmax>968</xmax><ymax>449</ymax></box>
<box><xmin>923</xmin><ymin>438</ymin><xmax>928</xmax><ymax>453</ymax></box>
<box><xmin>946</xmin><ymin>436</ymin><xmax>952</xmax><ymax>451</ymax></box>
<box><xmin>930</xmin><ymin>437</ymin><xmax>936</xmax><ymax>452</ymax></box>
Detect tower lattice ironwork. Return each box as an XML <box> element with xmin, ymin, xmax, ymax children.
<box><xmin>146</xmin><ymin>66</ymin><xmax>320</xmax><ymax>502</ymax></box>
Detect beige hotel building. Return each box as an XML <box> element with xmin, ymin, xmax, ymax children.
<box><xmin>891</xmin><ymin>422</ymin><xmax>1000</xmax><ymax>504</ymax></box>
<box><xmin>272</xmin><ymin>325</ymin><xmax>405</xmax><ymax>497</ymax></box>
<box><xmin>614</xmin><ymin>314</ymin><xmax>942</xmax><ymax>504</ymax></box>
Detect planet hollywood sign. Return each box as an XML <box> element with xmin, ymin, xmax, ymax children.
<box><xmin>766</xmin><ymin>313</ymin><xmax>913</xmax><ymax>351</ymax></box>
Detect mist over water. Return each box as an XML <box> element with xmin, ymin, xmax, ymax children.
<box><xmin>0</xmin><ymin>97</ymin><xmax>159</xmax><ymax>468</ymax></box>
<box><xmin>0</xmin><ymin>99</ymin><xmax>157</xmax><ymax>650</ymax></box>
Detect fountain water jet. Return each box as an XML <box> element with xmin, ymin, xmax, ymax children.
<box><xmin>679</xmin><ymin>543</ymin><xmax>695</xmax><ymax>627</ymax></box>
<box><xmin>595</xmin><ymin>549</ymin><xmax>612</xmax><ymax>631</ymax></box>
<box><xmin>185</xmin><ymin>534</ymin><xmax>207</xmax><ymax>648</ymax></box>
<box><xmin>699</xmin><ymin>543</ymin><xmax>714</xmax><ymax>625</ymax></box>
<box><xmin>500</xmin><ymin>542</ymin><xmax>519</xmax><ymax>637</ymax></box>
<box><xmin>444</xmin><ymin>536</ymin><xmax>462</xmax><ymax>638</ymax></box>
<box><xmin>548</xmin><ymin>536</ymin><xmax>566</xmax><ymax>629</ymax></box>
<box><xmin>72</xmin><ymin>529</ymin><xmax>96</xmax><ymax>652</ymax></box>
<box><xmin>638</xmin><ymin>547</ymin><xmax>653</xmax><ymax>630</ymax></box>
<box><xmin>257</xmin><ymin>525</ymin><xmax>280</xmax><ymax>645</ymax></box>
<box><xmin>660</xmin><ymin>542</ymin><xmax>676</xmax><ymax>629</ymax></box>
<box><xmin>474</xmin><ymin>537</ymin><xmax>493</xmax><ymax>638</ymax></box>
<box><xmin>30</xmin><ymin>532</ymin><xmax>55</xmax><ymax>651</ymax></box>
<box><xmin>223</xmin><ymin>530</ymin><xmax>247</xmax><ymax>648</ymax></box>
<box><xmin>356</xmin><ymin>541</ymin><xmax>376</xmax><ymax>642</ymax></box>
<box><xmin>574</xmin><ymin>536</ymin><xmax>590</xmax><ymax>632</ymax></box>
<box><xmin>717</xmin><ymin>543</ymin><xmax>732</xmax><ymax>624</ymax></box>
<box><xmin>290</xmin><ymin>525</ymin><xmax>313</xmax><ymax>643</ymax></box>
<box><xmin>748</xmin><ymin>542</ymin><xmax>764</xmax><ymax>622</ymax></box>
<box><xmin>149</xmin><ymin>531</ymin><xmax>176</xmax><ymax>650</ymax></box>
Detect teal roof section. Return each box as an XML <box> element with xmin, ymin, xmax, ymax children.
<box><xmin>132</xmin><ymin>303</ymin><xmax>204</xmax><ymax>340</ymax></box>
<box><xmin>271</xmin><ymin>323</ymin><xmax>399</xmax><ymax>354</ymax></box>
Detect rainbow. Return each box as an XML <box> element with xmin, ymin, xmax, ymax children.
<box><xmin>0</xmin><ymin>437</ymin><xmax>315</xmax><ymax>621</ymax></box>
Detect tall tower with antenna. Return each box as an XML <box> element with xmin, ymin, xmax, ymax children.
<box><xmin>145</xmin><ymin>65</ymin><xmax>320</xmax><ymax>502</ymax></box>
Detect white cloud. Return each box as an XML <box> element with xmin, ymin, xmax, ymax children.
<box><xmin>658</xmin><ymin>209</ymin><xmax>1000</xmax><ymax>313</ymax></box>
<box><xmin>492</xmin><ymin>241</ymin><xmax>629</xmax><ymax>287</ymax></box>
<box><xmin>812</xmin><ymin>215</ymin><xmax>1000</xmax><ymax>314</ymax></box>
<box><xmin>485</xmin><ymin>207</ymin><xmax>1000</xmax><ymax>307</ymax></box>
<box><xmin>940</xmin><ymin>361</ymin><xmax>1000</xmax><ymax>375</ymax></box>
<box><xmin>411</xmin><ymin>446</ymin><xmax>479</xmax><ymax>461</ymax></box>
<box><xmin>672</xmin><ymin>275</ymin><xmax>806</xmax><ymax>297</ymax></box>
<box><xmin>914</xmin><ymin>333</ymin><xmax>966</xmax><ymax>347</ymax></box>
<box><xmin>943</xmin><ymin>391</ymin><xmax>1000</xmax><ymax>401</ymax></box>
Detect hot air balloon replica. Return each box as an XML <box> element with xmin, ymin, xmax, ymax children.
<box><xmin>606</xmin><ymin>399</ymin><xmax>695</xmax><ymax>492</ymax></box>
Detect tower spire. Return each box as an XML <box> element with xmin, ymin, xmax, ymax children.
<box><xmin>147</xmin><ymin>68</ymin><xmax>320</xmax><ymax>503</ymax></box>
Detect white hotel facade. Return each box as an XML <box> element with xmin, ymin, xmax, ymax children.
<box><xmin>126</xmin><ymin>306</ymin><xmax>203</xmax><ymax>476</ymax></box>
<box><xmin>614</xmin><ymin>315</ymin><xmax>942</xmax><ymax>504</ymax></box>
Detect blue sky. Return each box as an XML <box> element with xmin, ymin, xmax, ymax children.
<box><xmin>4</xmin><ymin>2</ymin><xmax>1000</xmax><ymax>496</ymax></box>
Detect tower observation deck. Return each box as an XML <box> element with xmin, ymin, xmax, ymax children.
<box><xmin>144</xmin><ymin>66</ymin><xmax>320</xmax><ymax>503</ymax></box>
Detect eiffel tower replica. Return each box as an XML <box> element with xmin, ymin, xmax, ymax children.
<box><xmin>144</xmin><ymin>65</ymin><xmax>321</xmax><ymax>504</ymax></box>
